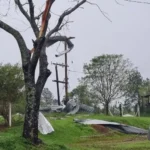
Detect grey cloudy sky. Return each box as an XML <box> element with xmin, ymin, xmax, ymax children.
<box><xmin>0</xmin><ymin>0</ymin><xmax>150</xmax><ymax>99</ymax></box>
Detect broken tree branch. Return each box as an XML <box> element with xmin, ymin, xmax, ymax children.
<box><xmin>46</xmin><ymin>36</ymin><xmax>75</xmax><ymax>57</ymax></box>
<box><xmin>46</xmin><ymin>36</ymin><xmax>74</xmax><ymax>48</ymax></box>
<box><xmin>30</xmin><ymin>0</ymin><xmax>54</xmax><ymax>53</ymax></box>
<box><xmin>39</xmin><ymin>0</ymin><xmax>55</xmax><ymax>37</ymax></box>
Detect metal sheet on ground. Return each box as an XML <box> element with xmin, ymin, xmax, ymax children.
<box><xmin>74</xmin><ymin>119</ymin><xmax>148</xmax><ymax>135</ymax></box>
<box><xmin>38</xmin><ymin>112</ymin><xmax>54</xmax><ymax>135</ymax></box>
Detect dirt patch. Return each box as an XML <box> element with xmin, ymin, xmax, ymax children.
<box><xmin>92</xmin><ymin>124</ymin><xmax>109</xmax><ymax>134</ymax></box>
<box><xmin>0</xmin><ymin>124</ymin><xmax>8</xmax><ymax>131</ymax></box>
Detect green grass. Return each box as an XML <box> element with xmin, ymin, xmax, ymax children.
<box><xmin>1</xmin><ymin>113</ymin><xmax>150</xmax><ymax>150</ymax></box>
<box><xmin>0</xmin><ymin>116</ymin><xmax>4</xmax><ymax>123</ymax></box>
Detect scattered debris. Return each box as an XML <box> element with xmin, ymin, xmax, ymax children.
<box><xmin>80</xmin><ymin>104</ymin><xmax>95</xmax><ymax>113</ymax></box>
<box><xmin>74</xmin><ymin>119</ymin><xmax>148</xmax><ymax>135</ymax></box>
<box><xmin>74</xmin><ymin>119</ymin><xmax>119</xmax><ymax>125</ymax></box>
<box><xmin>65</xmin><ymin>99</ymin><xmax>95</xmax><ymax>114</ymax></box>
<box><xmin>50</xmin><ymin>105</ymin><xmax>65</xmax><ymax>112</ymax></box>
<box><xmin>38</xmin><ymin>112</ymin><xmax>54</xmax><ymax>135</ymax></box>
<box><xmin>40</xmin><ymin>98</ymin><xmax>95</xmax><ymax>114</ymax></box>
<box><xmin>40</xmin><ymin>105</ymin><xmax>65</xmax><ymax>113</ymax></box>
<box><xmin>65</xmin><ymin>99</ymin><xmax>79</xmax><ymax>114</ymax></box>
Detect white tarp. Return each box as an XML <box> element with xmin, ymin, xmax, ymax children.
<box><xmin>38</xmin><ymin>112</ymin><xmax>54</xmax><ymax>135</ymax></box>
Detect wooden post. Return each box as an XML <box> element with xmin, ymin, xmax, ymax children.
<box><xmin>52</xmin><ymin>63</ymin><xmax>68</xmax><ymax>106</ymax></box>
<box><xmin>119</xmin><ymin>104</ymin><xmax>123</xmax><ymax>117</ymax></box>
<box><xmin>55</xmin><ymin>65</ymin><xmax>60</xmax><ymax>105</ymax></box>
<box><xmin>64</xmin><ymin>42</ymin><xmax>69</xmax><ymax>105</ymax></box>
<box><xmin>8</xmin><ymin>102</ymin><xmax>12</xmax><ymax>127</ymax></box>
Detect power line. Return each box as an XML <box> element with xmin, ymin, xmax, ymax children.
<box><xmin>68</xmin><ymin>69</ymin><xmax>85</xmax><ymax>74</ymax></box>
<box><xmin>69</xmin><ymin>70</ymin><xmax>83</xmax><ymax>74</ymax></box>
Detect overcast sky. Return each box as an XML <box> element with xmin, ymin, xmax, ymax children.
<box><xmin>0</xmin><ymin>0</ymin><xmax>150</xmax><ymax>99</ymax></box>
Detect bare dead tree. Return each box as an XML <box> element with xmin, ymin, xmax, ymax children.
<box><xmin>0</xmin><ymin>0</ymin><xmax>104</xmax><ymax>144</ymax></box>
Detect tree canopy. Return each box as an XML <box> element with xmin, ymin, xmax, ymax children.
<box><xmin>82</xmin><ymin>54</ymin><xmax>136</xmax><ymax>115</ymax></box>
<box><xmin>69</xmin><ymin>84</ymin><xmax>94</xmax><ymax>106</ymax></box>
<box><xmin>0</xmin><ymin>63</ymin><xmax>24</xmax><ymax>103</ymax></box>
<box><xmin>0</xmin><ymin>63</ymin><xmax>24</xmax><ymax>125</ymax></box>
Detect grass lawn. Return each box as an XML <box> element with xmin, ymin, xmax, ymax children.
<box><xmin>0</xmin><ymin>113</ymin><xmax>150</xmax><ymax>150</ymax></box>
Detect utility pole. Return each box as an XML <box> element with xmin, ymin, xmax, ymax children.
<box><xmin>53</xmin><ymin>41</ymin><xmax>69</xmax><ymax>105</ymax></box>
<box><xmin>64</xmin><ymin>42</ymin><xmax>69</xmax><ymax>105</ymax></box>
<box><xmin>55</xmin><ymin>65</ymin><xmax>60</xmax><ymax>105</ymax></box>
<box><xmin>52</xmin><ymin>63</ymin><xmax>68</xmax><ymax>106</ymax></box>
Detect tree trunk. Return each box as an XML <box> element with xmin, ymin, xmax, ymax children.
<box><xmin>105</xmin><ymin>102</ymin><xmax>109</xmax><ymax>115</ymax></box>
<box><xmin>22</xmin><ymin>39</ymin><xmax>50</xmax><ymax>144</ymax></box>
<box><xmin>22</xmin><ymin>85</ymin><xmax>41</xmax><ymax>144</ymax></box>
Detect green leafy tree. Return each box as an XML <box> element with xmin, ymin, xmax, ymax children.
<box><xmin>124</xmin><ymin>69</ymin><xmax>143</xmax><ymax>112</ymax></box>
<box><xmin>69</xmin><ymin>85</ymin><xmax>94</xmax><ymax>106</ymax></box>
<box><xmin>0</xmin><ymin>63</ymin><xmax>24</xmax><ymax>125</ymax></box>
<box><xmin>83</xmin><ymin>54</ymin><xmax>134</xmax><ymax>115</ymax></box>
<box><xmin>140</xmin><ymin>78</ymin><xmax>150</xmax><ymax>95</ymax></box>
<box><xmin>138</xmin><ymin>78</ymin><xmax>150</xmax><ymax>114</ymax></box>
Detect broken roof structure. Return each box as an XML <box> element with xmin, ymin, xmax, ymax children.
<box><xmin>74</xmin><ymin>119</ymin><xmax>148</xmax><ymax>135</ymax></box>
